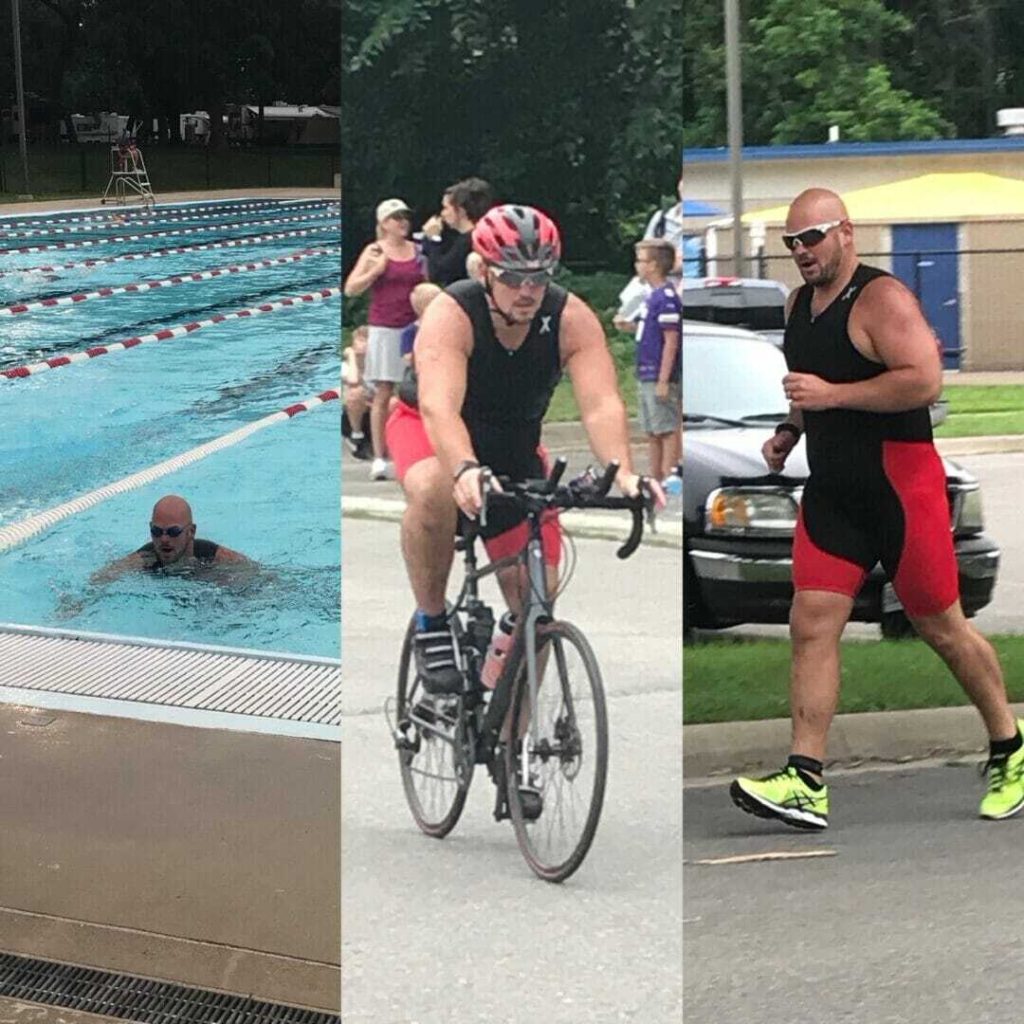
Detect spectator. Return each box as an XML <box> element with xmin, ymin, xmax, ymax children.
<box><xmin>616</xmin><ymin>171</ymin><xmax>685</xmax><ymax>327</ymax></box>
<box><xmin>420</xmin><ymin>177</ymin><xmax>495</xmax><ymax>286</ymax></box>
<box><xmin>396</xmin><ymin>282</ymin><xmax>443</xmax><ymax>412</ymax></box>
<box><xmin>465</xmin><ymin>250</ymin><xmax>486</xmax><ymax>285</ymax></box>
<box><xmin>344</xmin><ymin>199</ymin><xmax>425</xmax><ymax>480</ymax></box>
<box><xmin>343</xmin><ymin>325</ymin><xmax>373</xmax><ymax>461</ymax></box>
<box><xmin>633</xmin><ymin>239</ymin><xmax>682</xmax><ymax>484</ymax></box>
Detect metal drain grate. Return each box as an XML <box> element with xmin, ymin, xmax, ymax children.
<box><xmin>0</xmin><ymin>625</ymin><xmax>340</xmax><ymax>726</ymax></box>
<box><xmin>0</xmin><ymin>952</ymin><xmax>339</xmax><ymax>1024</ymax></box>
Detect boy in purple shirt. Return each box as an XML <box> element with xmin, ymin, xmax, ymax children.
<box><xmin>633</xmin><ymin>239</ymin><xmax>682</xmax><ymax>482</ymax></box>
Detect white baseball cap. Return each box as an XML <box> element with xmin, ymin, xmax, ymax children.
<box><xmin>376</xmin><ymin>198</ymin><xmax>412</xmax><ymax>223</ymax></box>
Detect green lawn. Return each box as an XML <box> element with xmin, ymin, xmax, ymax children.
<box><xmin>684</xmin><ymin>635</ymin><xmax>1024</xmax><ymax>724</ymax></box>
<box><xmin>936</xmin><ymin>385</ymin><xmax>1024</xmax><ymax>437</ymax></box>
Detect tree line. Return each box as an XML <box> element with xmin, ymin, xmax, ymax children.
<box><xmin>341</xmin><ymin>0</ymin><xmax>683</xmax><ymax>269</ymax></box>
<box><xmin>0</xmin><ymin>0</ymin><xmax>340</xmax><ymax>147</ymax></box>
<box><xmin>684</xmin><ymin>0</ymin><xmax>1024</xmax><ymax>147</ymax></box>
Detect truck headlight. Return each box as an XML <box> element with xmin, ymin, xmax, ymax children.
<box><xmin>953</xmin><ymin>485</ymin><xmax>984</xmax><ymax>535</ymax></box>
<box><xmin>704</xmin><ymin>487</ymin><xmax>800</xmax><ymax>535</ymax></box>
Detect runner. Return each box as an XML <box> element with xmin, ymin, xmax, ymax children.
<box><xmin>731</xmin><ymin>188</ymin><xmax>1024</xmax><ymax>829</ymax></box>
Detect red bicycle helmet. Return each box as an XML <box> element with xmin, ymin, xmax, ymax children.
<box><xmin>472</xmin><ymin>204</ymin><xmax>562</xmax><ymax>271</ymax></box>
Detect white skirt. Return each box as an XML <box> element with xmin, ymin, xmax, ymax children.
<box><xmin>364</xmin><ymin>325</ymin><xmax>407</xmax><ymax>384</ymax></box>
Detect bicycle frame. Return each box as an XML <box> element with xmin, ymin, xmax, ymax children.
<box><xmin>451</xmin><ymin>507</ymin><xmax>553</xmax><ymax>775</ymax></box>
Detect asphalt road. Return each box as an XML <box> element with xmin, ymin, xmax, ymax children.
<box><xmin>340</xmin><ymin>515</ymin><xmax>682</xmax><ymax>1023</ymax></box>
<box><xmin>684</xmin><ymin>761</ymin><xmax>1024</xmax><ymax>1023</ymax></box>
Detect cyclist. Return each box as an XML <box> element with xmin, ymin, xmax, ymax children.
<box><xmin>385</xmin><ymin>204</ymin><xmax>662</xmax><ymax>694</ymax></box>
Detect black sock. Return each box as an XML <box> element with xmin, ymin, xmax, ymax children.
<box><xmin>788</xmin><ymin>754</ymin><xmax>824</xmax><ymax>789</ymax></box>
<box><xmin>989</xmin><ymin>730</ymin><xmax>1023</xmax><ymax>760</ymax></box>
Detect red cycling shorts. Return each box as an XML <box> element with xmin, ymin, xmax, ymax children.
<box><xmin>385</xmin><ymin>400</ymin><xmax>562</xmax><ymax>567</ymax></box>
<box><xmin>792</xmin><ymin>440</ymin><xmax>959</xmax><ymax>618</ymax></box>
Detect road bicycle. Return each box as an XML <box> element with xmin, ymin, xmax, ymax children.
<box><xmin>386</xmin><ymin>459</ymin><xmax>653</xmax><ymax>883</ymax></box>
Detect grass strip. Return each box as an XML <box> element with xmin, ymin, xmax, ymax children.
<box><xmin>936</xmin><ymin>385</ymin><xmax>1024</xmax><ymax>437</ymax></box>
<box><xmin>684</xmin><ymin>635</ymin><xmax>1024</xmax><ymax>724</ymax></box>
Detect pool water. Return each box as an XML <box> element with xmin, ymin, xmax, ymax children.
<box><xmin>0</xmin><ymin>198</ymin><xmax>341</xmax><ymax>658</ymax></box>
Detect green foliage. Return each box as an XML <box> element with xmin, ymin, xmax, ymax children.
<box><xmin>342</xmin><ymin>0</ymin><xmax>682</xmax><ymax>269</ymax></box>
<box><xmin>0</xmin><ymin>0</ymin><xmax>340</xmax><ymax>141</ymax></box>
<box><xmin>684</xmin><ymin>0</ymin><xmax>962</xmax><ymax>147</ymax></box>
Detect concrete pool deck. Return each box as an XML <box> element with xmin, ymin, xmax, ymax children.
<box><xmin>0</xmin><ymin>703</ymin><xmax>339</xmax><ymax>1012</ymax></box>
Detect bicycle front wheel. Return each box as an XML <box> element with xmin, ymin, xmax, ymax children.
<box><xmin>505</xmin><ymin>620</ymin><xmax>609</xmax><ymax>882</ymax></box>
<box><xmin>395</xmin><ymin>619</ymin><xmax>473</xmax><ymax>838</ymax></box>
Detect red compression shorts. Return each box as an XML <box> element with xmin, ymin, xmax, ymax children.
<box><xmin>792</xmin><ymin>440</ymin><xmax>959</xmax><ymax>618</ymax></box>
<box><xmin>385</xmin><ymin>400</ymin><xmax>562</xmax><ymax>567</ymax></box>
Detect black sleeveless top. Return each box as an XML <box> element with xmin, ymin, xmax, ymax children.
<box><xmin>137</xmin><ymin>538</ymin><xmax>219</xmax><ymax>566</ymax></box>
<box><xmin>447</xmin><ymin>279</ymin><xmax>568</xmax><ymax>478</ymax></box>
<box><xmin>784</xmin><ymin>263</ymin><xmax>932</xmax><ymax>491</ymax></box>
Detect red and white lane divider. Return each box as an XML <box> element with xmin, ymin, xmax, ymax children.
<box><xmin>0</xmin><ymin>227</ymin><xmax>340</xmax><ymax>278</ymax></box>
<box><xmin>0</xmin><ymin>388</ymin><xmax>340</xmax><ymax>555</ymax></box>
<box><xmin>0</xmin><ymin>210</ymin><xmax>339</xmax><ymax>255</ymax></box>
<box><xmin>0</xmin><ymin>198</ymin><xmax>339</xmax><ymax>231</ymax></box>
<box><xmin>1</xmin><ymin>286</ymin><xmax>342</xmax><ymax>379</ymax></box>
<box><xmin>0</xmin><ymin>202</ymin><xmax>341</xmax><ymax>239</ymax></box>
<box><xmin>0</xmin><ymin>249</ymin><xmax>335</xmax><ymax>316</ymax></box>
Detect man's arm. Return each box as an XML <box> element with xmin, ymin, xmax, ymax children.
<box><xmin>785</xmin><ymin>278</ymin><xmax>941</xmax><ymax>413</ymax></box>
<box><xmin>89</xmin><ymin>551</ymin><xmax>146</xmax><ymax>585</ymax></box>
<box><xmin>561</xmin><ymin>294</ymin><xmax>636</xmax><ymax>488</ymax></box>
<box><xmin>422</xmin><ymin>228</ymin><xmax>469</xmax><ymax>286</ymax></box>
<box><xmin>214</xmin><ymin>546</ymin><xmax>255</xmax><ymax>565</ymax></box>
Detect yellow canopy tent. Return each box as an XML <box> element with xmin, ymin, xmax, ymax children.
<box><xmin>741</xmin><ymin>172</ymin><xmax>1024</xmax><ymax>225</ymax></box>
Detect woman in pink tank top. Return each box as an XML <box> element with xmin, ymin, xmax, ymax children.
<box><xmin>344</xmin><ymin>198</ymin><xmax>426</xmax><ymax>478</ymax></box>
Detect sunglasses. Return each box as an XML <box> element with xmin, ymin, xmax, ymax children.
<box><xmin>781</xmin><ymin>220</ymin><xmax>844</xmax><ymax>252</ymax></box>
<box><xmin>492</xmin><ymin>267</ymin><xmax>554</xmax><ymax>289</ymax></box>
<box><xmin>150</xmin><ymin>524</ymin><xmax>187</xmax><ymax>538</ymax></box>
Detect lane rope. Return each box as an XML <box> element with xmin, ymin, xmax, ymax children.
<box><xmin>0</xmin><ymin>227</ymin><xmax>340</xmax><ymax>279</ymax></box>
<box><xmin>0</xmin><ymin>198</ymin><xmax>338</xmax><ymax>231</ymax></box>
<box><xmin>2</xmin><ymin>286</ymin><xmax>342</xmax><ymax>379</ymax></box>
<box><xmin>0</xmin><ymin>388</ymin><xmax>340</xmax><ymax>556</ymax></box>
<box><xmin>0</xmin><ymin>202</ymin><xmax>341</xmax><ymax>239</ymax></box>
<box><xmin>0</xmin><ymin>248</ymin><xmax>335</xmax><ymax>316</ymax></box>
<box><xmin>0</xmin><ymin>210</ymin><xmax>339</xmax><ymax>255</ymax></box>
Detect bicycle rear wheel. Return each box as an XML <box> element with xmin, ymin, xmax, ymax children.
<box><xmin>395</xmin><ymin>618</ymin><xmax>473</xmax><ymax>838</ymax></box>
<box><xmin>505</xmin><ymin>620</ymin><xmax>608</xmax><ymax>882</ymax></box>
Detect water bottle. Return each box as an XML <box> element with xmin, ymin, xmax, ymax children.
<box><xmin>482</xmin><ymin>611</ymin><xmax>516</xmax><ymax>689</ymax></box>
<box><xmin>663</xmin><ymin>465</ymin><xmax>683</xmax><ymax>514</ymax></box>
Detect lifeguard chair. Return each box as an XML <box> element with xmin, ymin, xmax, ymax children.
<box><xmin>100</xmin><ymin>140</ymin><xmax>154</xmax><ymax>206</ymax></box>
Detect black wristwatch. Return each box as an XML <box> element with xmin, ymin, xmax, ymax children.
<box><xmin>775</xmin><ymin>422</ymin><xmax>802</xmax><ymax>441</ymax></box>
<box><xmin>453</xmin><ymin>459</ymin><xmax>481</xmax><ymax>482</ymax></box>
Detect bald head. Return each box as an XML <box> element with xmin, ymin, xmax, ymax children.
<box><xmin>152</xmin><ymin>495</ymin><xmax>193</xmax><ymax>526</ymax></box>
<box><xmin>786</xmin><ymin>189</ymin><xmax>849</xmax><ymax>232</ymax></box>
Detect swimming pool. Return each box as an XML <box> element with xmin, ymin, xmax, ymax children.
<box><xmin>0</xmin><ymin>197</ymin><xmax>341</xmax><ymax>659</ymax></box>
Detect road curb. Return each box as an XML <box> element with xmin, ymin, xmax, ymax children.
<box><xmin>935</xmin><ymin>435</ymin><xmax>1024</xmax><ymax>456</ymax></box>
<box><xmin>684</xmin><ymin>701</ymin><xmax>1024</xmax><ymax>778</ymax></box>
<box><xmin>341</xmin><ymin>496</ymin><xmax>682</xmax><ymax>547</ymax></box>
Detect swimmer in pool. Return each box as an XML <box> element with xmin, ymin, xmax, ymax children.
<box><xmin>91</xmin><ymin>494</ymin><xmax>253</xmax><ymax>583</ymax></box>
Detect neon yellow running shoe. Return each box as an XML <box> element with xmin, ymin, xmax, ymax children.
<box><xmin>979</xmin><ymin>721</ymin><xmax>1024</xmax><ymax>821</ymax></box>
<box><xmin>730</xmin><ymin>766</ymin><xmax>828</xmax><ymax>830</ymax></box>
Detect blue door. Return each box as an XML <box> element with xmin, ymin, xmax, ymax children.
<box><xmin>891</xmin><ymin>223</ymin><xmax>960</xmax><ymax>369</ymax></box>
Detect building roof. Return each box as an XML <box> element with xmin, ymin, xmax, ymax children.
<box><xmin>738</xmin><ymin>172</ymin><xmax>1024</xmax><ymax>225</ymax></box>
<box><xmin>683</xmin><ymin>199</ymin><xmax>722</xmax><ymax>217</ymax></box>
<box><xmin>686</xmin><ymin>137</ymin><xmax>1024</xmax><ymax>163</ymax></box>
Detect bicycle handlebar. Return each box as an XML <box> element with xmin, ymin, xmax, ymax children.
<box><xmin>478</xmin><ymin>459</ymin><xmax>655</xmax><ymax>560</ymax></box>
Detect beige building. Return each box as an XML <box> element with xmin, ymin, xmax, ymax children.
<box><xmin>684</xmin><ymin>140</ymin><xmax>1024</xmax><ymax>370</ymax></box>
